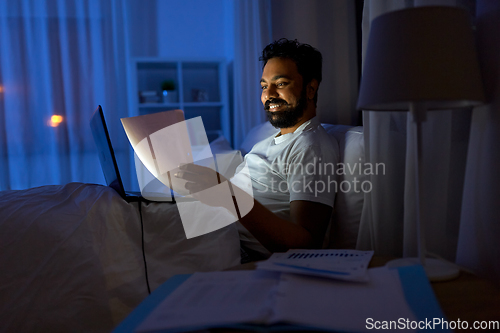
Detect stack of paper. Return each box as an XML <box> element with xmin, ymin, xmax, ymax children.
<box><xmin>256</xmin><ymin>249</ymin><xmax>374</xmax><ymax>281</ymax></box>
<box><xmin>134</xmin><ymin>267</ymin><xmax>422</xmax><ymax>333</ymax></box>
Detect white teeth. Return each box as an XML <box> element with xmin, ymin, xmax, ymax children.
<box><xmin>270</xmin><ymin>104</ymin><xmax>281</xmax><ymax>109</ymax></box>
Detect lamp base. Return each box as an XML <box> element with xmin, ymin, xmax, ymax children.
<box><xmin>386</xmin><ymin>257</ymin><xmax>460</xmax><ymax>282</ymax></box>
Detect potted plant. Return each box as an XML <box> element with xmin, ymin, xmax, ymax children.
<box><xmin>161</xmin><ymin>80</ymin><xmax>177</xmax><ymax>103</ymax></box>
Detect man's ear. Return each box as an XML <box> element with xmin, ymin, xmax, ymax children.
<box><xmin>307</xmin><ymin>79</ymin><xmax>319</xmax><ymax>100</ymax></box>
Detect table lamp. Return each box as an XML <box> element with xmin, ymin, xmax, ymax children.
<box><xmin>357</xmin><ymin>6</ymin><xmax>485</xmax><ymax>281</ymax></box>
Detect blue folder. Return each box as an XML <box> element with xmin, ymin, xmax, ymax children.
<box><xmin>113</xmin><ymin>265</ymin><xmax>450</xmax><ymax>333</ymax></box>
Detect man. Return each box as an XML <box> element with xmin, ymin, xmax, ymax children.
<box><xmin>177</xmin><ymin>39</ymin><xmax>339</xmax><ymax>259</ymax></box>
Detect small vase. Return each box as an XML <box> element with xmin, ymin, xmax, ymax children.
<box><xmin>163</xmin><ymin>90</ymin><xmax>178</xmax><ymax>103</ymax></box>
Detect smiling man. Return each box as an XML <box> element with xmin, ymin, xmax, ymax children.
<box><xmin>177</xmin><ymin>39</ymin><xmax>339</xmax><ymax>260</ymax></box>
<box><xmin>230</xmin><ymin>38</ymin><xmax>339</xmax><ymax>259</ymax></box>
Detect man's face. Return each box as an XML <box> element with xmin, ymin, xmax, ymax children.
<box><xmin>260</xmin><ymin>57</ymin><xmax>307</xmax><ymax>129</ymax></box>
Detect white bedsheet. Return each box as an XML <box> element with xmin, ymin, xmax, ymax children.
<box><xmin>0</xmin><ymin>182</ymin><xmax>240</xmax><ymax>332</ymax></box>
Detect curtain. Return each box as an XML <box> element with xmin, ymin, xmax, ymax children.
<box><xmin>232</xmin><ymin>0</ymin><xmax>272</xmax><ymax>150</ymax></box>
<box><xmin>0</xmin><ymin>0</ymin><xmax>133</xmax><ymax>190</ymax></box>
<box><xmin>456</xmin><ymin>0</ymin><xmax>500</xmax><ymax>280</ymax></box>
<box><xmin>357</xmin><ymin>0</ymin><xmax>500</xmax><ymax>280</ymax></box>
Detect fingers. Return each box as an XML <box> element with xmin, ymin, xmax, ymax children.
<box><xmin>178</xmin><ymin>163</ymin><xmax>210</xmax><ymax>174</ymax></box>
<box><xmin>174</xmin><ymin>169</ymin><xmax>202</xmax><ymax>182</ymax></box>
<box><xmin>178</xmin><ymin>163</ymin><xmax>227</xmax><ymax>181</ymax></box>
<box><xmin>175</xmin><ymin>167</ymin><xmax>217</xmax><ymax>182</ymax></box>
<box><xmin>174</xmin><ymin>163</ymin><xmax>221</xmax><ymax>193</ymax></box>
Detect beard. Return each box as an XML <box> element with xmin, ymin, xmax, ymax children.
<box><xmin>264</xmin><ymin>89</ymin><xmax>307</xmax><ymax>129</ymax></box>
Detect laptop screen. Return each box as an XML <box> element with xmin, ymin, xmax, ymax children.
<box><xmin>90</xmin><ymin>105</ymin><xmax>126</xmax><ymax>198</ymax></box>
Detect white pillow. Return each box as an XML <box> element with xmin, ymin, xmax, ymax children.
<box><xmin>209</xmin><ymin>135</ymin><xmax>244</xmax><ymax>179</ymax></box>
<box><xmin>325</xmin><ymin>126</ymin><xmax>365</xmax><ymax>249</ymax></box>
<box><xmin>210</xmin><ymin>135</ymin><xmax>234</xmax><ymax>154</ymax></box>
<box><xmin>238</xmin><ymin>122</ymin><xmax>279</xmax><ymax>155</ymax></box>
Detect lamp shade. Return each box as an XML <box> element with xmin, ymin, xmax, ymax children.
<box><xmin>357</xmin><ymin>6</ymin><xmax>485</xmax><ymax>111</ymax></box>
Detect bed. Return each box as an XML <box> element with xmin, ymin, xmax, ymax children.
<box><xmin>0</xmin><ymin>122</ymin><xmax>364</xmax><ymax>332</ymax></box>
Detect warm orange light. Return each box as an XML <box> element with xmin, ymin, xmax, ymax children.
<box><xmin>0</xmin><ymin>85</ymin><xmax>4</xmax><ymax>93</ymax></box>
<box><xmin>48</xmin><ymin>115</ymin><xmax>64</xmax><ymax>127</ymax></box>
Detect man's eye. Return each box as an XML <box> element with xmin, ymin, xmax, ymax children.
<box><xmin>261</xmin><ymin>86</ymin><xmax>267</xmax><ymax>90</ymax></box>
<box><xmin>277</xmin><ymin>82</ymin><xmax>286</xmax><ymax>87</ymax></box>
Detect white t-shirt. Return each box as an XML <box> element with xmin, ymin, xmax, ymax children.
<box><xmin>233</xmin><ymin>117</ymin><xmax>340</xmax><ymax>257</ymax></box>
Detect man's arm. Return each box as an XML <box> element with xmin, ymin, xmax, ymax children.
<box><xmin>238</xmin><ymin>198</ymin><xmax>332</xmax><ymax>253</ymax></box>
<box><xmin>176</xmin><ymin>163</ymin><xmax>333</xmax><ymax>253</ymax></box>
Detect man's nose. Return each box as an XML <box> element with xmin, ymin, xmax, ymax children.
<box><xmin>264</xmin><ymin>85</ymin><xmax>278</xmax><ymax>100</ymax></box>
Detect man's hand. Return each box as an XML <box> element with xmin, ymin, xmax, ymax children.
<box><xmin>174</xmin><ymin>163</ymin><xmax>226</xmax><ymax>194</ymax></box>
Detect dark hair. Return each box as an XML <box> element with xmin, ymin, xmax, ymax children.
<box><xmin>259</xmin><ymin>38</ymin><xmax>323</xmax><ymax>103</ymax></box>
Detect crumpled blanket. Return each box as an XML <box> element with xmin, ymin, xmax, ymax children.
<box><xmin>0</xmin><ymin>182</ymin><xmax>240</xmax><ymax>332</ymax></box>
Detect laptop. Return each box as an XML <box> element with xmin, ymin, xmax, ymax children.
<box><xmin>90</xmin><ymin>105</ymin><xmax>174</xmax><ymax>203</ymax></box>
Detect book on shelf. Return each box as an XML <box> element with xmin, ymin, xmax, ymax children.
<box><xmin>139</xmin><ymin>91</ymin><xmax>160</xmax><ymax>104</ymax></box>
<box><xmin>139</xmin><ymin>90</ymin><xmax>158</xmax><ymax>97</ymax></box>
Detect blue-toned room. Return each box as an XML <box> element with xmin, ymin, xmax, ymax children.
<box><xmin>1</xmin><ymin>0</ymin><xmax>499</xmax><ymax>332</ymax></box>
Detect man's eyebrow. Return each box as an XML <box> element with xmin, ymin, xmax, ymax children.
<box><xmin>260</xmin><ymin>75</ymin><xmax>291</xmax><ymax>83</ymax></box>
<box><xmin>272</xmin><ymin>75</ymin><xmax>290</xmax><ymax>81</ymax></box>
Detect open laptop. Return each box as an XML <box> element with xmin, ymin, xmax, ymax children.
<box><xmin>90</xmin><ymin>105</ymin><xmax>174</xmax><ymax>203</ymax></box>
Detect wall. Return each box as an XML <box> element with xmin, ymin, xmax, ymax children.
<box><xmin>270</xmin><ymin>0</ymin><xmax>359</xmax><ymax>125</ymax></box>
<box><xmin>128</xmin><ymin>1</ymin><xmax>158</xmax><ymax>57</ymax></box>
<box><xmin>156</xmin><ymin>0</ymin><xmax>234</xmax><ymax>60</ymax></box>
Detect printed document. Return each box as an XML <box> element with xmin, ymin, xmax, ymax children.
<box><xmin>256</xmin><ymin>249</ymin><xmax>374</xmax><ymax>281</ymax></box>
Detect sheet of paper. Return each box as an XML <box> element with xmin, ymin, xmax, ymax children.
<box><xmin>270</xmin><ymin>266</ymin><xmax>417</xmax><ymax>332</ymax></box>
<box><xmin>256</xmin><ymin>249</ymin><xmax>374</xmax><ymax>281</ymax></box>
<box><xmin>136</xmin><ymin>270</ymin><xmax>280</xmax><ymax>332</ymax></box>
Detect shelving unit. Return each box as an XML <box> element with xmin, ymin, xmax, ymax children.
<box><xmin>129</xmin><ymin>58</ymin><xmax>230</xmax><ymax>143</ymax></box>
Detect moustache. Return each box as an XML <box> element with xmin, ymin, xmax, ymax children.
<box><xmin>264</xmin><ymin>98</ymin><xmax>288</xmax><ymax>111</ymax></box>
